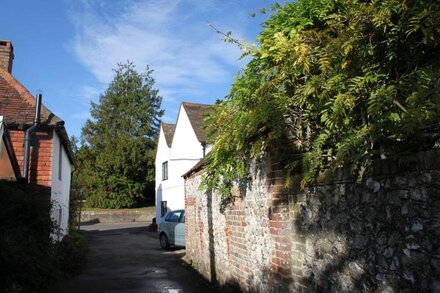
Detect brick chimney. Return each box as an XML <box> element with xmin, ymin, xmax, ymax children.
<box><xmin>0</xmin><ymin>40</ymin><xmax>14</xmax><ymax>73</ymax></box>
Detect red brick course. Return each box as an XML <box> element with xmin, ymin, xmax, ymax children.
<box><xmin>224</xmin><ymin>199</ymin><xmax>251</xmax><ymax>290</ymax></box>
<box><xmin>9</xmin><ymin>129</ymin><xmax>53</xmax><ymax>186</ymax></box>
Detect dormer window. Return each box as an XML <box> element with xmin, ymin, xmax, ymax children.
<box><xmin>162</xmin><ymin>161</ymin><xmax>168</xmax><ymax>180</ymax></box>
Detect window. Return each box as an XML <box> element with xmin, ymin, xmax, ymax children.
<box><xmin>161</xmin><ymin>201</ymin><xmax>167</xmax><ymax>217</ymax></box>
<box><xmin>170</xmin><ymin>212</ymin><xmax>180</xmax><ymax>222</ymax></box>
<box><xmin>58</xmin><ymin>141</ymin><xmax>62</xmax><ymax>181</ymax></box>
<box><xmin>162</xmin><ymin>161</ymin><xmax>168</xmax><ymax>180</ymax></box>
<box><xmin>166</xmin><ymin>210</ymin><xmax>182</xmax><ymax>223</ymax></box>
<box><xmin>164</xmin><ymin>210</ymin><xmax>184</xmax><ymax>223</ymax></box>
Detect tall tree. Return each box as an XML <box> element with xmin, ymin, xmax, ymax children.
<box><xmin>78</xmin><ymin>62</ymin><xmax>163</xmax><ymax>208</ymax></box>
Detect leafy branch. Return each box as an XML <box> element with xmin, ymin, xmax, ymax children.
<box><xmin>203</xmin><ymin>0</ymin><xmax>440</xmax><ymax>194</ymax></box>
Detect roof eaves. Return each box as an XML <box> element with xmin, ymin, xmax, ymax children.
<box><xmin>0</xmin><ymin>67</ymin><xmax>63</xmax><ymax>126</ymax></box>
<box><xmin>0</xmin><ymin>117</ymin><xmax>21</xmax><ymax>180</ymax></box>
<box><xmin>182</xmin><ymin>157</ymin><xmax>206</xmax><ymax>179</ymax></box>
<box><xmin>55</xmin><ymin>125</ymin><xmax>76</xmax><ymax>167</ymax></box>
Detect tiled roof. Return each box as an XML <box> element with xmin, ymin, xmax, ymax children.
<box><xmin>0</xmin><ymin>67</ymin><xmax>62</xmax><ymax>126</ymax></box>
<box><xmin>182</xmin><ymin>102</ymin><xmax>213</xmax><ymax>143</ymax></box>
<box><xmin>0</xmin><ymin>67</ymin><xmax>75</xmax><ymax>166</ymax></box>
<box><xmin>161</xmin><ymin>123</ymin><xmax>176</xmax><ymax>148</ymax></box>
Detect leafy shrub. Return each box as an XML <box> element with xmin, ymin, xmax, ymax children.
<box><xmin>55</xmin><ymin>230</ymin><xmax>89</xmax><ymax>277</ymax></box>
<box><xmin>0</xmin><ymin>181</ymin><xmax>55</xmax><ymax>293</ymax></box>
<box><xmin>0</xmin><ymin>181</ymin><xmax>89</xmax><ymax>292</ymax></box>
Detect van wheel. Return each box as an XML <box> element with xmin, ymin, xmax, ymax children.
<box><xmin>160</xmin><ymin>233</ymin><xmax>170</xmax><ymax>249</ymax></box>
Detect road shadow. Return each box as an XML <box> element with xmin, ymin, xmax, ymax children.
<box><xmin>57</xmin><ymin>222</ymin><xmax>220</xmax><ymax>293</ymax></box>
<box><xmin>81</xmin><ymin>224</ymin><xmax>149</xmax><ymax>235</ymax></box>
<box><xmin>80</xmin><ymin>218</ymin><xmax>100</xmax><ymax>225</ymax></box>
<box><xmin>81</xmin><ymin>223</ymin><xmax>186</xmax><ymax>254</ymax></box>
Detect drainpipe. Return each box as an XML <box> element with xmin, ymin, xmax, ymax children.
<box><xmin>23</xmin><ymin>93</ymin><xmax>42</xmax><ymax>182</ymax></box>
<box><xmin>201</xmin><ymin>141</ymin><xmax>206</xmax><ymax>158</ymax></box>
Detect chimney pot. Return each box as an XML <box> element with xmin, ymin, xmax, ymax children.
<box><xmin>0</xmin><ymin>40</ymin><xmax>14</xmax><ymax>73</ymax></box>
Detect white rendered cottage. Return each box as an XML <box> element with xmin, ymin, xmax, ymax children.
<box><xmin>155</xmin><ymin>102</ymin><xmax>212</xmax><ymax>224</ymax></box>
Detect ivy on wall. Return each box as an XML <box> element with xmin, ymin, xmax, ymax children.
<box><xmin>203</xmin><ymin>0</ymin><xmax>440</xmax><ymax>194</ymax></box>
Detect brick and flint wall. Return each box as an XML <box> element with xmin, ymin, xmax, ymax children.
<box><xmin>184</xmin><ymin>149</ymin><xmax>440</xmax><ymax>292</ymax></box>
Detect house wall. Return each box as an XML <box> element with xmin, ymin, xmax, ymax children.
<box><xmin>185</xmin><ymin>149</ymin><xmax>440</xmax><ymax>292</ymax></box>
<box><xmin>155</xmin><ymin>128</ymin><xmax>171</xmax><ymax>222</ymax></box>
<box><xmin>9</xmin><ymin>128</ymin><xmax>53</xmax><ymax>187</ymax></box>
<box><xmin>51</xmin><ymin>130</ymin><xmax>72</xmax><ymax>238</ymax></box>
<box><xmin>170</xmin><ymin>106</ymin><xmax>204</xmax><ymax>160</ymax></box>
<box><xmin>7</xmin><ymin>127</ymin><xmax>71</xmax><ymax>239</ymax></box>
<box><xmin>155</xmin><ymin>106</ymin><xmax>205</xmax><ymax>223</ymax></box>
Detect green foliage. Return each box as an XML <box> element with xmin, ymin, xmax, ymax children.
<box><xmin>0</xmin><ymin>181</ymin><xmax>55</xmax><ymax>293</ymax></box>
<box><xmin>77</xmin><ymin>62</ymin><xmax>163</xmax><ymax>208</ymax></box>
<box><xmin>0</xmin><ymin>182</ymin><xmax>90</xmax><ymax>292</ymax></box>
<box><xmin>55</xmin><ymin>230</ymin><xmax>89</xmax><ymax>277</ymax></box>
<box><xmin>204</xmin><ymin>0</ymin><xmax>440</xmax><ymax>192</ymax></box>
<box><xmin>69</xmin><ymin>135</ymin><xmax>84</xmax><ymax>230</ymax></box>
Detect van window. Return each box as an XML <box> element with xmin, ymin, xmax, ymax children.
<box><xmin>166</xmin><ymin>211</ymin><xmax>182</xmax><ymax>222</ymax></box>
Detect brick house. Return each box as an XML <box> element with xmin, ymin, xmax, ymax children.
<box><xmin>0</xmin><ymin>40</ymin><xmax>75</xmax><ymax>238</ymax></box>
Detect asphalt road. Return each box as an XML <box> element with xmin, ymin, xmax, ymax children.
<box><xmin>56</xmin><ymin>222</ymin><xmax>218</xmax><ymax>293</ymax></box>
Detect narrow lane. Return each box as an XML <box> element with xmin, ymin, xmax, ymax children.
<box><xmin>57</xmin><ymin>222</ymin><xmax>218</xmax><ymax>293</ymax></box>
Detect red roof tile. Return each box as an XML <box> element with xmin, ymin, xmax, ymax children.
<box><xmin>0</xmin><ymin>67</ymin><xmax>75</xmax><ymax>166</ymax></box>
<box><xmin>0</xmin><ymin>67</ymin><xmax>62</xmax><ymax>126</ymax></box>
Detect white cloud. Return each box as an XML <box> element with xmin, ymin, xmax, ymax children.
<box><xmin>72</xmin><ymin>110</ymin><xmax>92</xmax><ymax>120</ymax></box>
<box><xmin>78</xmin><ymin>85</ymin><xmax>101</xmax><ymax>103</ymax></box>
<box><xmin>67</xmin><ymin>0</ymin><xmax>256</xmax><ymax>105</ymax></box>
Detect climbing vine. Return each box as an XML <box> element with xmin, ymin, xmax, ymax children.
<box><xmin>203</xmin><ymin>0</ymin><xmax>440</xmax><ymax>194</ymax></box>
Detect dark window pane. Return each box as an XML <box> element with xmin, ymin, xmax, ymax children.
<box><xmin>161</xmin><ymin>201</ymin><xmax>167</xmax><ymax>217</ymax></box>
<box><xmin>162</xmin><ymin>161</ymin><xmax>168</xmax><ymax>180</ymax></box>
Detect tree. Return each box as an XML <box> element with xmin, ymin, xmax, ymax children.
<box><xmin>78</xmin><ymin>62</ymin><xmax>163</xmax><ymax>208</ymax></box>
<box><xmin>203</xmin><ymin>0</ymin><xmax>440</xmax><ymax>194</ymax></box>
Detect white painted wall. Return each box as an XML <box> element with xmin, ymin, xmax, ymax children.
<box><xmin>155</xmin><ymin>127</ymin><xmax>171</xmax><ymax>224</ymax></box>
<box><xmin>51</xmin><ymin>130</ymin><xmax>72</xmax><ymax>240</ymax></box>
<box><xmin>155</xmin><ymin>105</ymin><xmax>206</xmax><ymax>224</ymax></box>
<box><xmin>170</xmin><ymin>106</ymin><xmax>204</xmax><ymax>161</ymax></box>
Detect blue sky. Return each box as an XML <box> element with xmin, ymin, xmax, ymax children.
<box><xmin>0</xmin><ymin>0</ymin><xmax>285</xmax><ymax>138</ymax></box>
